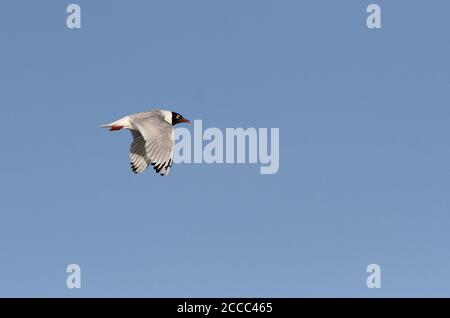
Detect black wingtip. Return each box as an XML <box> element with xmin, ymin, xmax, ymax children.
<box><xmin>130</xmin><ymin>162</ymin><xmax>139</xmax><ymax>174</ymax></box>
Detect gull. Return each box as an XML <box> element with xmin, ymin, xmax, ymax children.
<box><xmin>101</xmin><ymin>109</ymin><xmax>190</xmax><ymax>176</ymax></box>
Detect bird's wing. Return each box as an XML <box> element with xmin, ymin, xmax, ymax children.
<box><xmin>129</xmin><ymin>129</ymin><xmax>150</xmax><ymax>173</ymax></box>
<box><xmin>131</xmin><ymin>113</ymin><xmax>174</xmax><ymax>176</ymax></box>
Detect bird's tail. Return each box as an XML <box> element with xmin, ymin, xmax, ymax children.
<box><xmin>100</xmin><ymin>122</ymin><xmax>123</xmax><ymax>131</ymax></box>
<box><xmin>101</xmin><ymin>117</ymin><xmax>130</xmax><ymax>131</ymax></box>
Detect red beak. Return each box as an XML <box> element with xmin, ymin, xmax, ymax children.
<box><xmin>180</xmin><ymin>118</ymin><xmax>191</xmax><ymax>124</ymax></box>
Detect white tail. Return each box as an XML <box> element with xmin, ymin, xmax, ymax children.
<box><xmin>100</xmin><ymin>116</ymin><xmax>131</xmax><ymax>131</ymax></box>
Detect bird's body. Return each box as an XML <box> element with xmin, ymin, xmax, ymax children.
<box><xmin>102</xmin><ymin>109</ymin><xmax>190</xmax><ymax>176</ymax></box>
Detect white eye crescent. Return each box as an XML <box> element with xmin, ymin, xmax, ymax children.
<box><xmin>176</xmin><ymin>115</ymin><xmax>181</xmax><ymax>119</ymax></box>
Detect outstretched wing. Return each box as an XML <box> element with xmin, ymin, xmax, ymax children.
<box><xmin>130</xmin><ymin>113</ymin><xmax>174</xmax><ymax>176</ymax></box>
<box><xmin>129</xmin><ymin>130</ymin><xmax>150</xmax><ymax>173</ymax></box>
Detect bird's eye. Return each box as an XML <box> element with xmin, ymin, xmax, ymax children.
<box><xmin>176</xmin><ymin>115</ymin><xmax>181</xmax><ymax>119</ymax></box>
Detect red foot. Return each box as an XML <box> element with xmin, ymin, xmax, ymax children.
<box><xmin>109</xmin><ymin>125</ymin><xmax>124</xmax><ymax>131</ymax></box>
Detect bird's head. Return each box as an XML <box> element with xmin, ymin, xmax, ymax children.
<box><xmin>171</xmin><ymin>112</ymin><xmax>191</xmax><ymax>125</ymax></box>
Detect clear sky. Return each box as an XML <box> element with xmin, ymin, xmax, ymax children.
<box><xmin>0</xmin><ymin>0</ymin><xmax>449</xmax><ymax>297</ymax></box>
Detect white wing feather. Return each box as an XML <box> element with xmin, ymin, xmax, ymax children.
<box><xmin>129</xmin><ymin>111</ymin><xmax>174</xmax><ymax>176</ymax></box>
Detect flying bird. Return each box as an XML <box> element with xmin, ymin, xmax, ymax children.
<box><xmin>102</xmin><ymin>109</ymin><xmax>191</xmax><ymax>176</ymax></box>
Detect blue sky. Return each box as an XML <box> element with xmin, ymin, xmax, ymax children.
<box><xmin>0</xmin><ymin>0</ymin><xmax>449</xmax><ymax>297</ymax></box>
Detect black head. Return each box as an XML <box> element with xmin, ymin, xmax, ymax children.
<box><xmin>171</xmin><ymin>112</ymin><xmax>191</xmax><ymax>125</ymax></box>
